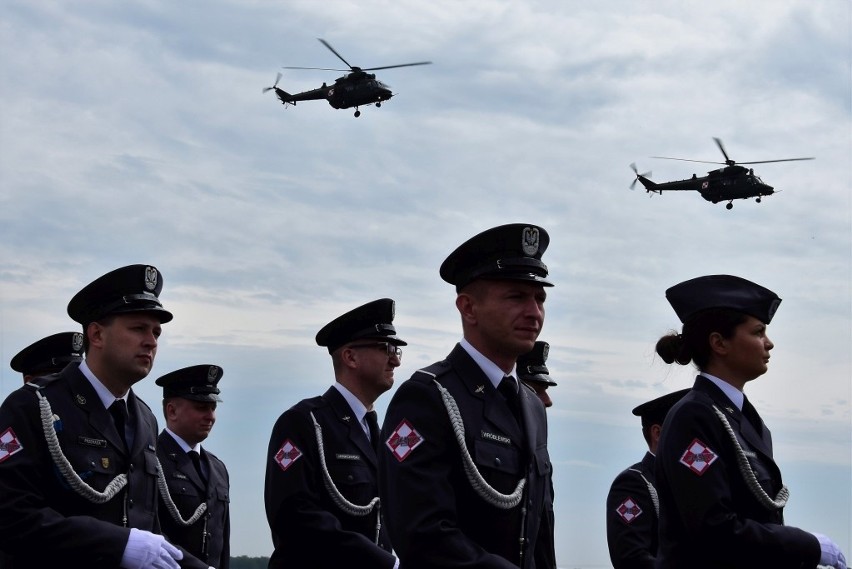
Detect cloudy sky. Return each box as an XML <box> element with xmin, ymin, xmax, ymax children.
<box><xmin>1</xmin><ymin>1</ymin><xmax>849</xmax><ymax>566</ymax></box>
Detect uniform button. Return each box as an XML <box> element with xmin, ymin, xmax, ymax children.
<box><xmin>347</xmin><ymin>475</ymin><xmax>354</xmax><ymax>481</ymax></box>
<box><xmin>494</xmin><ymin>457</ymin><xmax>502</xmax><ymax>466</ymax></box>
<box><xmin>128</xmin><ymin>498</ymin><xmax>134</xmax><ymax>506</ymax></box>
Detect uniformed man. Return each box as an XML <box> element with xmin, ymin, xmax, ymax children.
<box><xmin>156</xmin><ymin>365</ymin><xmax>230</xmax><ymax>569</ymax></box>
<box><xmin>516</xmin><ymin>340</ymin><xmax>557</xmax><ymax>409</ymax></box>
<box><xmin>605</xmin><ymin>389</ymin><xmax>688</xmax><ymax>569</ymax></box>
<box><xmin>10</xmin><ymin>331</ymin><xmax>84</xmax><ymax>383</ymax></box>
<box><xmin>264</xmin><ymin>298</ymin><xmax>405</xmax><ymax>569</ymax></box>
<box><xmin>0</xmin><ymin>264</ymin><xmax>209</xmax><ymax>569</ymax></box>
<box><xmin>379</xmin><ymin>223</ymin><xmax>557</xmax><ymax>569</ymax></box>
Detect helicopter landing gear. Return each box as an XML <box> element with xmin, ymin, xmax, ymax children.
<box><xmin>756</xmin><ymin>197</ymin><xmax>762</xmax><ymax>203</ymax></box>
<box><xmin>354</xmin><ymin>109</ymin><xmax>361</xmax><ymax>118</ymax></box>
<box><xmin>726</xmin><ymin>202</ymin><xmax>733</xmax><ymax>210</ymax></box>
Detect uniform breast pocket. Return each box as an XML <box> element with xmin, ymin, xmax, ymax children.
<box><xmin>474</xmin><ymin>438</ymin><xmax>521</xmax><ymax>478</ymax></box>
<box><xmin>65</xmin><ymin>439</ymin><xmax>121</xmax><ymax>483</ymax></box>
<box><xmin>330</xmin><ymin>459</ymin><xmax>373</xmax><ymax>500</ymax></box>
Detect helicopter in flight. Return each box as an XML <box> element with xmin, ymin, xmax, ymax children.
<box><xmin>630</xmin><ymin>138</ymin><xmax>814</xmax><ymax>209</ymax></box>
<box><xmin>263</xmin><ymin>39</ymin><xmax>431</xmax><ymax>117</ymax></box>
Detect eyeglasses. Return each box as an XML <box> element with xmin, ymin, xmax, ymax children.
<box><xmin>349</xmin><ymin>342</ymin><xmax>402</xmax><ymax>359</ymax></box>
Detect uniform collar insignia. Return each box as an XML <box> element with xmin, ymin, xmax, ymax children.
<box><xmin>475</xmin><ymin>385</ymin><xmax>485</xmax><ymax>393</ymax></box>
<box><xmin>75</xmin><ymin>394</ymin><xmax>86</xmax><ymax>405</ymax></box>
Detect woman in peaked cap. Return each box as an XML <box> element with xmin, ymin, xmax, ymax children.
<box><xmin>653</xmin><ymin>275</ymin><xmax>846</xmax><ymax>569</ymax></box>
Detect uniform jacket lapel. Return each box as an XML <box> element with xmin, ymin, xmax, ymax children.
<box><xmin>323</xmin><ymin>387</ymin><xmax>376</xmax><ymax>468</ymax></box>
<box><xmin>158</xmin><ymin>431</ymin><xmax>206</xmax><ymax>489</ymax></box>
<box><xmin>66</xmin><ymin>367</ymin><xmax>125</xmax><ymax>453</ymax></box>
<box><xmin>694</xmin><ymin>376</ymin><xmax>773</xmax><ymax>458</ymax></box>
<box><xmin>447</xmin><ymin>345</ymin><xmax>523</xmax><ymax>445</ymax></box>
<box><xmin>127</xmin><ymin>389</ymin><xmax>156</xmax><ymax>456</ymax></box>
<box><xmin>518</xmin><ymin>384</ymin><xmax>538</xmax><ymax>456</ymax></box>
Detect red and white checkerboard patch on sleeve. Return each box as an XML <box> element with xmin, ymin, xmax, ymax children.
<box><xmin>274</xmin><ymin>439</ymin><xmax>302</xmax><ymax>472</ymax></box>
<box><xmin>385</xmin><ymin>419</ymin><xmax>424</xmax><ymax>462</ymax></box>
<box><xmin>679</xmin><ymin>438</ymin><xmax>718</xmax><ymax>475</ymax></box>
<box><xmin>0</xmin><ymin>427</ymin><xmax>23</xmax><ymax>463</ymax></box>
<box><xmin>616</xmin><ymin>497</ymin><xmax>643</xmax><ymax>524</ymax></box>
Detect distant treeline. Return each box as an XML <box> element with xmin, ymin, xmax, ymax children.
<box><xmin>230</xmin><ymin>556</ymin><xmax>270</xmax><ymax>569</ymax></box>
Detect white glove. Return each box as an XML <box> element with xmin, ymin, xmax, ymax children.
<box><xmin>813</xmin><ymin>532</ymin><xmax>847</xmax><ymax>569</ymax></box>
<box><xmin>121</xmin><ymin>528</ymin><xmax>184</xmax><ymax>569</ymax></box>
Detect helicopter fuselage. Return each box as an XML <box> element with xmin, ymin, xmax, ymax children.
<box><xmin>636</xmin><ymin>166</ymin><xmax>774</xmax><ymax>204</ymax></box>
<box><xmin>326</xmin><ymin>73</ymin><xmax>393</xmax><ymax>109</ymax></box>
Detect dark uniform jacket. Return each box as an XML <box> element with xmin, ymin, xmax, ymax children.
<box><xmin>264</xmin><ymin>385</ymin><xmax>395</xmax><ymax>569</ymax></box>
<box><xmin>655</xmin><ymin>375</ymin><xmax>821</xmax><ymax>569</ymax></box>
<box><xmin>0</xmin><ymin>362</ymin><xmax>208</xmax><ymax>568</ymax></box>
<box><xmin>606</xmin><ymin>451</ymin><xmax>657</xmax><ymax>569</ymax></box>
<box><xmin>158</xmin><ymin>431</ymin><xmax>230</xmax><ymax>569</ymax></box>
<box><xmin>379</xmin><ymin>344</ymin><xmax>556</xmax><ymax>569</ymax></box>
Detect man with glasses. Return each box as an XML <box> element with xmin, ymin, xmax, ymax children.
<box><xmin>264</xmin><ymin>298</ymin><xmax>406</xmax><ymax>569</ymax></box>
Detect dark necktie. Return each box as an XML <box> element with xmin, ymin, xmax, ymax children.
<box><xmin>365</xmin><ymin>410</ymin><xmax>381</xmax><ymax>451</ymax></box>
<box><xmin>498</xmin><ymin>375</ymin><xmax>522</xmax><ymax>424</ymax></box>
<box><xmin>109</xmin><ymin>400</ymin><xmax>129</xmax><ymax>449</ymax></box>
<box><xmin>188</xmin><ymin>450</ymin><xmax>207</xmax><ymax>483</ymax></box>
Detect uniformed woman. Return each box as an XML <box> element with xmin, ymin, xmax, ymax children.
<box><xmin>652</xmin><ymin>274</ymin><xmax>846</xmax><ymax>569</ymax></box>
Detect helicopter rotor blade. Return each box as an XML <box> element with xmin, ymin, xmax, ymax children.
<box><xmin>262</xmin><ymin>72</ymin><xmax>283</xmax><ymax>93</ymax></box>
<box><xmin>318</xmin><ymin>38</ymin><xmax>355</xmax><ymax>70</ymax></box>
<box><xmin>651</xmin><ymin>156</ymin><xmax>725</xmax><ymax>165</ymax></box>
<box><xmin>362</xmin><ymin>61</ymin><xmax>433</xmax><ymax>71</ymax></box>
<box><xmin>735</xmin><ymin>157</ymin><xmax>815</xmax><ymax>165</ymax></box>
<box><xmin>713</xmin><ymin>137</ymin><xmax>734</xmax><ymax>165</ymax></box>
<box><xmin>281</xmin><ymin>66</ymin><xmax>350</xmax><ymax>72</ymax></box>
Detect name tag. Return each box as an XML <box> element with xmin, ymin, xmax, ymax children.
<box><xmin>78</xmin><ymin>436</ymin><xmax>107</xmax><ymax>448</ymax></box>
<box><xmin>336</xmin><ymin>453</ymin><xmax>362</xmax><ymax>461</ymax></box>
<box><xmin>481</xmin><ymin>431</ymin><xmax>511</xmax><ymax>445</ymax></box>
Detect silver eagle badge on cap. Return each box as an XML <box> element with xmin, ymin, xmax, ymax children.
<box><xmin>207</xmin><ymin>366</ymin><xmax>220</xmax><ymax>382</ymax></box>
<box><xmin>522</xmin><ymin>227</ymin><xmax>540</xmax><ymax>256</ymax></box>
<box><xmin>144</xmin><ymin>266</ymin><xmax>158</xmax><ymax>291</ymax></box>
<box><xmin>71</xmin><ymin>332</ymin><xmax>84</xmax><ymax>352</ymax></box>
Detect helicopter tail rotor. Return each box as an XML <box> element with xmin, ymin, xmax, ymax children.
<box><xmin>263</xmin><ymin>72</ymin><xmax>283</xmax><ymax>93</ymax></box>
<box><xmin>630</xmin><ymin>163</ymin><xmax>652</xmax><ymax>190</ymax></box>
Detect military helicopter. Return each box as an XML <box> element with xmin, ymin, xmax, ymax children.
<box><xmin>630</xmin><ymin>138</ymin><xmax>814</xmax><ymax>210</ymax></box>
<box><xmin>263</xmin><ymin>39</ymin><xmax>431</xmax><ymax>117</ymax></box>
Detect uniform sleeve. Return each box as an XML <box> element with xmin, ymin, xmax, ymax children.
<box><xmin>657</xmin><ymin>400</ymin><xmax>821</xmax><ymax>568</ymax></box>
<box><xmin>0</xmin><ymin>388</ymin><xmax>130</xmax><ymax>565</ymax></box>
<box><xmin>605</xmin><ymin>470</ymin><xmax>655</xmax><ymax>569</ymax></box>
<box><xmin>264</xmin><ymin>408</ymin><xmax>395</xmax><ymax>569</ymax></box>
<box><xmin>378</xmin><ymin>378</ymin><xmax>517</xmax><ymax>569</ymax></box>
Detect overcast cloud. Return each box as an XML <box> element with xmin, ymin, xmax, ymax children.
<box><xmin>1</xmin><ymin>1</ymin><xmax>849</xmax><ymax>566</ymax></box>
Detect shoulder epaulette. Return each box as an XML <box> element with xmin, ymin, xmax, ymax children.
<box><xmin>412</xmin><ymin>360</ymin><xmax>451</xmax><ymax>382</ymax></box>
<box><xmin>27</xmin><ymin>372</ymin><xmax>63</xmax><ymax>389</ymax></box>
